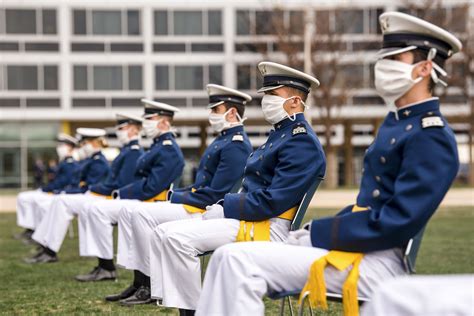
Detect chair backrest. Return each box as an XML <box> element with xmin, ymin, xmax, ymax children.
<box><xmin>290</xmin><ymin>176</ymin><xmax>324</xmax><ymax>231</ymax></box>
<box><xmin>403</xmin><ymin>225</ymin><xmax>427</xmax><ymax>274</ymax></box>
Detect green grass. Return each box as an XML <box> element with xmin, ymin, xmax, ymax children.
<box><xmin>0</xmin><ymin>207</ymin><xmax>473</xmax><ymax>315</ymax></box>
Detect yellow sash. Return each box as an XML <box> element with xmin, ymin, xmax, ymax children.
<box><xmin>143</xmin><ymin>190</ymin><xmax>168</xmax><ymax>203</ymax></box>
<box><xmin>89</xmin><ymin>191</ymin><xmax>113</xmax><ymax>200</ymax></box>
<box><xmin>236</xmin><ymin>206</ymin><xmax>298</xmax><ymax>242</ymax></box>
<box><xmin>298</xmin><ymin>205</ymin><xmax>367</xmax><ymax>316</ymax></box>
<box><xmin>79</xmin><ymin>181</ymin><xmax>87</xmax><ymax>187</ymax></box>
<box><xmin>181</xmin><ymin>188</ymin><xmax>207</xmax><ymax>214</ymax></box>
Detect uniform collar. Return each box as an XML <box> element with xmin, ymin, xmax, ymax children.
<box><xmin>274</xmin><ymin>113</ymin><xmax>306</xmax><ymax>130</ymax></box>
<box><xmin>91</xmin><ymin>151</ymin><xmax>102</xmax><ymax>159</ymax></box>
<box><xmin>396</xmin><ymin>97</ymin><xmax>440</xmax><ymax>120</ymax></box>
<box><xmin>153</xmin><ymin>132</ymin><xmax>174</xmax><ymax>143</ymax></box>
<box><xmin>126</xmin><ymin>139</ymin><xmax>139</xmax><ymax>147</ymax></box>
<box><xmin>220</xmin><ymin>125</ymin><xmax>244</xmax><ymax>136</ymax></box>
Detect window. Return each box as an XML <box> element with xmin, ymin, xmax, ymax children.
<box><xmin>236</xmin><ymin>10</ymin><xmax>251</xmax><ymax>35</ymax></box>
<box><xmin>335</xmin><ymin>10</ymin><xmax>364</xmax><ymax>34</ymax></box>
<box><xmin>154</xmin><ymin>10</ymin><xmax>222</xmax><ymax>36</ymax></box>
<box><xmin>3</xmin><ymin>9</ymin><xmax>56</xmax><ymax>35</ymax></box>
<box><xmin>73</xmin><ymin>65</ymin><xmax>143</xmax><ymax>91</ymax></box>
<box><xmin>73</xmin><ymin>9</ymin><xmax>141</xmax><ymax>36</ymax></box>
<box><xmin>4</xmin><ymin>65</ymin><xmax>58</xmax><ymax>91</ymax></box>
<box><xmin>236</xmin><ymin>10</ymin><xmax>294</xmax><ymax>36</ymax></box>
<box><xmin>175</xmin><ymin>66</ymin><xmax>203</xmax><ymax>90</ymax></box>
<box><xmin>154</xmin><ymin>64</ymin><xmax>223</xmax><ymax>90</ymax></box>
<box><xmin>236</xmin><ymin>64</ymin><xmax>260</xmax><ymax>90</ymax></box>
<box><xmin>5</xmin><ymin>9</ymin><xmax>36</xmax><ymax>34</ymax></box>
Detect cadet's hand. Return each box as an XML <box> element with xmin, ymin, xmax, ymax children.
<box><xmin>112</xmin><ymin>190</ymin><xmax>120</xmax><ymax>199</ymax></box>
<box><xmin>202</xmin><ymin>204</ymin><xmax>224</xmax><ymax>220</ymax></box>
<box><xmin>285</xmin><ymin>229</ymin><xmax>312</xmax><ymax>247</ymax></box>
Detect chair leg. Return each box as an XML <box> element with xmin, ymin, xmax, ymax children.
<box><xmin>287</xmin><ymin>296</ymin><xmax>294</xmax><ymax>316</ymax></box>
<box><xmin>279</xmin><ymin>298</ymin><xmax>285</xmax><ymax>316</ymax></box>
<box><xmin>298</xmin><ymin>291</ymin><xmax>313</xmax><ymax>316</ymax></box>
<box><xmin>279</xmin><ymin>296</ymin><xmax>294</xmax><ymax>316</ymax></box>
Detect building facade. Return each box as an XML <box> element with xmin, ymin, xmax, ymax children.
<box><xmin>0</xmin><ymin>0</ymin><xmax>472</xmax><ymax>188</ymax></box>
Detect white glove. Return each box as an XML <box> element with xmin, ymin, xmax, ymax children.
<box><xmin>285</xmin><ymin>229</ymin><xmax>312</xmax><ymax>247</ymax></box>
<box><xmin>202</xmin><ymin>204</ymin><xmax>224</xmax><ymax>220</ymax></box>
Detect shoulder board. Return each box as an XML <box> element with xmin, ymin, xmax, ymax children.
<box><xmin>232</xmin><ymin>134</ymin><xmax>244</xmax><ymax>142</ymax></box>
<box><xmin>162</xmin><ymin>140</ymin><xmax>173</xmax><ymax>146</ymax></box>
<box><xmin>66</xmin><ymin>157</ymin><xmax>74</xmax><ymax>163</ymax></box>
<box><xmin>131</xmin><ymin>144</ymin><xmax>141</xmax><ymax>150</ymax></box>
<box><xmin>93</xmin><ymin>155</ymin><xmax>101</xmax><ymax>160</ymax></box>
<box><xmin>292</xmin><ymin>124</ymin><xmax>307</xmax><ymax>136</ymax></box>
<box><xmin>421</xmin><ymin>116</ymin><xmax>444</xmax><ymax>129</ymax></box>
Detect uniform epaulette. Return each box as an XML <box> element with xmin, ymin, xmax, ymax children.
<box><xmin>292</xmin><ymin>124</ymin><xmax>307</xmax><ymax>136</ymax></box>
<box><xmin>163</xmin><ymin>140</ymin><xmax>173</xmax><ymax>146</ymax></box>
<box><xmin>93</xmin><ymin>155</ymin><xmax>101</xmax><ymax>160</ymax></box>
<box><xmin>66</xmin><ymin>157</ymin><xmax>74</xmax><ymax>163</ymax></box>
<box><xmin>232</xmin><ymin>135</ymin><xmax>244</xmax><ymax>142</ymax></box>
<box><xmin>421</xmin><ymin>114</ymin><xmax>444</xmax><ymax>129</ymax></box>
<box><xmin>131</xmin><ymin>144</ymin><xmax>141</xmax><ymax>150</ymax></box>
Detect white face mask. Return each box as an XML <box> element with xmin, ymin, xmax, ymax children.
<box><xmin>75</xmin><ymin>146</ymin><xmax>88</xmax><ymax>160</ymax></box>
<box><xmin>143</xmin><ymin>118</ymin><xmax>170</xmax><ymax>139</ymax></box>
<box><xmin>82</xmin><ymin>143</ymin><xmax>97</xmax><ymax>158</ymax></box>
<box><xmin>261</xmin><ymin>94</ymin><xmax>305</xmax><ymax>125</ymax></box>
<box><xmin>116</xmin><ymin>129</ymin><xmax>130</xmax><ymax>145</ymax></box>
<box><xmin>374</xmin><ymin>59</ymin><xmax>423</xmax><ymax>111</ymax></box>
<box><xmin>208</xmin><ymin>108</ymin><xmax>243</xmax><ymax>133</ymax></box>
<box><xmin>56</xmin><ymin>145</ymin><xmax>70</xmax><ymax>160</ymax></box>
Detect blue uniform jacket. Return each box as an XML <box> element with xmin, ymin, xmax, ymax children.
<box><xmin>170</xmin><ymin>125</ymin><xmax>252</xmax><ymax>209</ymax></box>
<box><xmin>41</xmin><ymin>157</ymin><xmax>80</xmax><ymax>192</ymax></box>
<box><xmin>118</xmin><ymin>132</ymin><xmax>184</xmax><ymax>200</ymax></box>
<box><xmin>64</xmin><ymin>151</ymin><xmax>110</xmax><ymax>194</ymax></box>
<box><xmin>90</xmin><ymin>140</ymin><xmax>144</xmax><ymax>196</ymax></box>
<box><xmin>311</xmin><ymin>98</ymin><xmax>459</xmax><ymax>252</ymax></box>
<box><xmin>223</xmin><ymin>113</ymin><xmax>326</xmax><ymax>221</ymax></box>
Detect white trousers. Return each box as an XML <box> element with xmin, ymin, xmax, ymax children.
<box><xmin>361</xmin><ymin>275</ymin><xmax>474</xmax><ymax>316</ymax></box>
<box><xmin>16</xmin><ymin>190</ymin><xmax>45</xmax><ymax>229</ymax></box>
<box><xmin>82</xmin><ymin>199</ymin><xmax>142</xmax><ymax>260</ymax></box>
<box><xmin>32</xmin><ymin>194</ymin><xmax>61</xmax><ymax>229</ymax></box>
<box><xmin>196</xmin><ymin>242</ymin><xmax>406</xmax><ymax>316</ymax></box>
<box><xmin>150</xmin><ymin>218</ymin><xmax>291</xmax><ymax>310</ymax></box>
<box><xmin>32</xmin><ymin>193</ymin><xmax>104</xmax><ymax>252</ymax></box>
<box><xmin>122</xmin><ymin>202</ymin><xmax>201</xmax><ymax>274</ymax></box>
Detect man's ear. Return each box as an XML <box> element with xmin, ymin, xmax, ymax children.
<box><xmin>418</xmin><ymin>60</ymin><xmax>433</xmax><ymax>78</ymax></box>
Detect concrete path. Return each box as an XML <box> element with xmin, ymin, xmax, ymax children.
<box><xmin>1</xmin><ymin>188</ymin><xmax>472</xmax><ymax>213</ymax></box>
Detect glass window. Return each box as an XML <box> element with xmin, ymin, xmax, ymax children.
<box><xmin>208</xmin><ymin>10</ymin><xmax>222</xmax><ymax>35</ymax></box>
<box><xmin>73</xmin><ymin>65</ymin><xmax>87</xmax><ymax>90</ymax></box>
<box><xmin>209</xmin><ymin>65</ymin><xmax>223</xmax><ymax>85</ymax></box>
<box><xmin>155</xmin><ymin>65</ymin><xmax>169</xmax><ymax>90</ymax></box>
<box><xmin>6</xmin><ymin>9</ymin><xmax>36</xmax><ymax>34</ymax></box>
<box><xmin>0</xmin><ymin>123</ymin><xmax>21</xmax><ymax>141</ymax></box>
<box><xmin>154</xmin><ymin>11</ymin><xmax>168</xmax><ymax>35</ymax></box>
<box><xmin>236</xmin><ymin>10</ymin><xmax>251</xmax><ymax>35</ymax></box>
<box><xmin>174</xmin><ymin>11</ymin><xmax>202</xmax><ymax>35</ymax></box>
<box><xmin>127</xmin><ymin>10</ymin><xmax>140</xmax><ymax>35</ymax></box>
<box><xmin>255</xmin><ymin>11</ymin><xmax>273</xmax><ymax>35</ymax></box>
<box><xmin>289</xmin><ymin>11</ymin><xmax>304</xmax><ymax>35</ymax></box>
<box><xmin>43</xmin><ymin>66</ymin><xmax>58</xmax><ymax>90</ymax></box>
<box><xmin>73</xmin><ymin>10</ymin><xmax>86</xmax><ymax>35</ymax></box>
<box><xmin>237</xmin><ymin>65</ymin><xmax>251</xmax><ymax>90</ymax></box>
<box><xmin>7</xmin><ymin>65</ymin><xmax>38</xmax><ymax>90</ymax></box>
<box><xmin>175</xmin><ymin>65</ymin><xmax>203</xmax><ymax>90</ymax></box>
<box><xmin>93</xmin><ymin>66</ymin><xmax>123</xmax><ymax>90</ymax></box>
<box><xmin>451</xmin><ymin>6</ymin><xmax>467</xmax><ymax>33</ymax></box>
<box><xmin>42</xmin><ymin>9</ymin><xmax>57</xmax><ymax>34</ymax></box>
<box><xmin>335</xmin><ymin>10</ymin><xmax>364</xmax><ymax>34</ymax></box>
<box><xmin>128</xmin><ymin>65</ymin><xmax>142</xmax><ymax>90</ymax></box>
<box><xmin>92</xmin><ymin>11</ymin><xmax>122</xmax><ymax>35</ymax></box>
<box><xmin>315</xmin><ymin>10</ymin><xmax>330</xmax><ymax>34</ymax></box>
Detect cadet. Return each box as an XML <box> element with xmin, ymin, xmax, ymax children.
<box><xmin>104</xmin><ymin>84</ymin><xmax>253</xmax><ymax>305</ymax></box>
<box><xmin>196</xmin><ymin>12</ymin><xmax>461</xmax><ymax>316</ymax></box>
<box><xmin>16</xmin><ymin>134</ymin><xmax>79</xmax><ymax>242</ymax></box>
<box><xmin>75</xmin><ymin>100</ymin><xmax>184</xmax><ymax>281</ymax></box>
<box><xmin>25</xmin><ymin>128</ymin><xmax>111</xmax><ymax>263</ymax></box>
<box><xmin>150</xmin><ymin>62</ymin><xmax>326</xmax><ymax>314</ymax></box>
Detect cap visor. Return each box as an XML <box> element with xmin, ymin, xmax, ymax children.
<box><xmin>207</xmin><ymin>101</ymin><xmax>225</xmax><ymax>109</ymax></box>
<box><xmin>375</xmin><ymin>46</ymin><xmax>417</xmax><ymax>59</ymax></box>
<box><xmin>257</xmin><ymin>85</ymin><xmax>284</xmax><ymax>93</ymax></box>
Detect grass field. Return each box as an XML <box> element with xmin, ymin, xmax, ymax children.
<box><xmin>0</xmin><ymin>207</ymin><xmax>473</xmax><ymax>315</ymax></box>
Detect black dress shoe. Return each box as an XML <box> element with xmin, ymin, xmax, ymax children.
<box><xmin>119</xmin><ymin>286</ymin><xmax>156</xmax><ymax>306</ymax></box>
<box><xmin>179</xmin><ymin>309</ymin><xmax>196</xmax><ymax>316</ymax></box>
<box><xmin>75</xmin><ymin>266</ymin><xmax>117</xmax><ymax>282</ymax></box>
<box><xmin>105</xmin><ymin>284</ymin><xmax>137</xmax><ymax>302</ymax></box>
<box><xmin>23</xmin><ymin>251</ymin><xmax>58</xmax><ymax>264</ymax></box>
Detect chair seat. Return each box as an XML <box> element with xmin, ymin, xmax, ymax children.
<box><xmin>267</xmin><ymin>289</ymin><xmax>370</xmax><ymax>303</ymax></box>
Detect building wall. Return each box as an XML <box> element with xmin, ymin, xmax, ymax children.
<box><xmin>0</xmin><ymin>0</ymin><xmax>472</xmax><ymax>188</ymax></box>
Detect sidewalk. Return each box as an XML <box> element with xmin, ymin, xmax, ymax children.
<box><xmin>1</xmin><ymin>188</ymin><xmax>472</xmax><ymax>213</ymax></box>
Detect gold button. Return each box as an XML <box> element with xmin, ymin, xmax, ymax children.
<box><xmin>380</xmin><ymin>156</ymin><xmax>386</xmax><ymax>164</ymax></box>
<box><xmin>375</xmin><ymin>176</ymin><xmax>381</xmax><ymax>182</ymax></box>
<box><xmin>390</xmin><ymin>138</ymin><xmax>396</xmax><ymax>145</ymax></box>
<box><xmin>406</xmin><ymin>124</ymin><xmax>413</xmax><ymax>131</ymax></box>
<box><xmin>372</xmin><ymin>189</ymin><xmax>380</xmax><ymax>198</ymax></box>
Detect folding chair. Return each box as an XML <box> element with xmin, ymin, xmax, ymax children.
<box><xmin>268</xmin><ymin>225</ymin><xmax>428</xmax><ymax>316</ymax></box>
<box><xmin>198</xmin><ymin>176</ymin><xmax>324</xmax><ymax>279</ymax></box>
